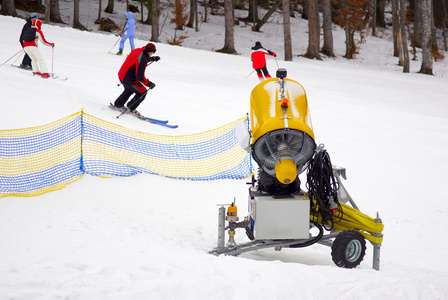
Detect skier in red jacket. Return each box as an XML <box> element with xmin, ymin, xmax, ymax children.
<box><xmin>251</xmin><ymin>41</ymin><xmax>276</xmax><ymax>81</ymax></box>
<box><xmin>111</xmin><ymin>43</ymin><xmax>160</xmax><ymax>117</ymax></box>
<box><xmin>22</xmin><ymin>19</ymin><xmax>54</xmax><ymax>79</ymax></box>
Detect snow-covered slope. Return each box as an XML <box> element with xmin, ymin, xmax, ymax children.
<box><xmin>1</xmin><ymin>14</ymin><xmax>448</xmax><ymax>299</ymax></box>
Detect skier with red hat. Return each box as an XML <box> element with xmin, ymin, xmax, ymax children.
<box><xmin>22</xmin><ymin>18</ymin><xmax>54</xmax><ymax>79</ymax></box>
<box><xmin>110</xmin><ymin>43</ymin><xmax>160</xmax><ymax>117</ymax></box>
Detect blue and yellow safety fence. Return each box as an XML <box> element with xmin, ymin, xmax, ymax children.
<box><xmin>0</xmin><ymin>111</ymin><xmax>252</xmax><ymax>198</ymax></box>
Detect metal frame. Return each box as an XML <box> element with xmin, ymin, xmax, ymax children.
<box><xmin>209</xmin><ymin>166</ymin><xmax>382</xmax><ymax>271</ymax></box>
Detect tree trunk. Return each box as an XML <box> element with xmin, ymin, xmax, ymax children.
<box><xmin>442</xmin><ymin>0</ymin><xmax>447</xmax><ymax>50</ymax></box>
<box><xmin>217</xmin><ymin>0</ymin><xmax>237</xmax><ymax>54</ymax></box>
<box><xmin>305</xmin><ymin>0</ymin><xmax>321</xmax><ymax>59</ymax></box>
<box><xmin>140</xmin><ymin>2</ymin><xmax>143</xmax><ymax>22</ymax></box>
<box><xmin>376</xmin><ymin>0</ymin><xmax>386</xmax><ymax>27</ymax></box>
<box><xmin>343</xmin><ymin>14</ymin><xmax>356</xmax><ymax>59</ymax></box>
<box><xmin>282</xmin><ymin>0</ymin><xmax>292</xmax><ymax>61</ymax></box>
<box><xmin>96</xmin><ymin>0</ymin><xmax>102</xmax><ymax>22</ymax></box>
<box><xmin>243</xmin><ymin>0</ymin><xmax>258</xmax><ymax>23</ymax></box>
<box><xmin>73</xmin><ymin>0</ymin><xmax>87</xmax><ymax>30</ymax></box>
<box><xmin>302</xmin><ymin>0</ymin><xmax>308</xmax><ymax>19</ymax></box>
<box><xmin>204</xmin><ymin>0</ymin><xmax>208</xmax><ymax>23</ymax></box>
<box><xmin>253</xmin><ymin>0</ymin><xmax>280</xmax><ymax>32</ymax></box>
<box><xmin>321</xmin><ymin>0</ymin><xmax>335</xmax><ymax>57</ymax></box>
<box><xmin>0</xmin><ymin>0</ymin><xmax>18</xmax><ymax>16</ymax></box>
<box><xmin>186</xmin><ymin>0</ymin><xmax>196</xmax><ymax>28</ymax></box>
<box><xmin>392</xmin><ymin>0</ymin><xmax>399</xmax><ymax>57</ymax></box>
<box><xmin>371</xmin><ymin>0</ymin><xmax>377</xmax><ymax>35</ymax></box>
<box><xmin>151</xmin><ymin>0</ymin><xmax>159</xmax><ymax>42</ymax></box>
<box><xmin>419</xmin><ymin>0</ymin><xmax>433</xmax><ymax>74</ymax></box>
<box><xmin>50</xmin><ymin>0</ymin><xmax>64</xmax><ymax>23</ymax></box>
<box><xmin>105</xmin><ymin>0</ymin><xmax>114</xmax><ymax>14</ymax></box>
<box><xmin>400</xmin><ymin>0</ymin><xmax>410</xmax><ymax>72</ymax></box>
<box><xmin>194</xmin><ymin>0</ymin><xmax>198</xmax><ymax>31</ymax></box>
<box><xmin>413</xmin><ymin>0</ymin><xmax>422</xmax><ymax>47</ymax></box>
<box><xmin>45</xmin><ymin>0</ymin><xmax>50</xmax><ymax>22</ymax></box>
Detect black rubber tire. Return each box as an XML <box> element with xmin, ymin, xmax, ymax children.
<box><xmin>331</xmin><ymin>230</ymin><xmax>366</xmax><ymax>269</ymax></box>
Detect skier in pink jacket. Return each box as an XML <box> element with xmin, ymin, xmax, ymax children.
<box><xmin>22</xmin><ymin>19</ymin><xmax>54</xmax><ymax>79</ymax></box>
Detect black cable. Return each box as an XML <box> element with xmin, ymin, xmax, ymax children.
<box><xmin>305</xmin><ymin>150</ymin><xmax>342</xmax><ymax>230</ymax></box>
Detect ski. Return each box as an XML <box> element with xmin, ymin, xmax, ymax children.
<box><xmin>12</xmin><ymin>64</ymin><xmax>32</xmax><ymax>71</ymax></box>
<box><xmin>51</xmin><ymin>75</ymin><xmax>68</xmax><ymax>81</ymax></box>
<box><xmin>140</xmin><ymin>117</ymin><xmax>178</xmax><ymax>129</ymax></box>
<box><xmin>108</xmin><ymin>52</ymin><xmax>125</xmax><ymax>56</ymax></box>
<box><xmin>109</xmin><ymin>103</ymin><xmax>177</xmax><ymax>128</ymax></box>
<box><xmin>13</xmin><ymin>66</ymin><xmax>67</xmax><ymax>80</ymax></box>
<box><xmin>144</xmin><ymin>117</ymin><xmax>169</xmax><ymax>124</ymax></box>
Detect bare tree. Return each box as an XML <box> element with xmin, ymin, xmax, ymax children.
<box><xmin>242</xmin><ymin>0</ymin><xmax>258</xmax><ymax>23</ymax></box>
<box><xmin>282</xmin><ymin>0</ymin><xmax>292</xmax><ymax>61</ymax></box>
<box><xmin>375</xmin><ymin>0</ymin><xmax>386</xmax><ymax>27</ymax></box>
<box><xmin>50</xmin><ymin>0</ymin><xmax>64</xmax><ymax>23</ymax></box>
<box><xmin>321</xmin><ymin>0</ymin><xmax>335</xmax><ymax>57</ymax></box>
<box><xmin>0</xmin><ymin>0</ymin><xmax>18</xmax><ymax>16</ymax></box>
<box><xmin>399</xmin><ymin>0</ymin><xmax>410</xmax><ymax>72</ymax></box>
<box><xmin>392</xmin><ymin>0</ymin><xmax>400</xmax><ymax>58</ymax></box>
<box><xmin>151</xmin><ymin>0</ymin><xmax>160</xmax><ymax>42</ymax></box>
<box><xmin>73</xmin><ymin>0</ymin><xmax>87</xmax><ymax>30</ymax></box>
<box><xmin>413</xmin><ymin>0</ymin><xmax>422</xmax><ymax>47</ymax></box>
<box><xmin>217</xmin><ymin>0</ymin><xmax>237</xmax><ymax>54</ymax></box>
<box><xmin>302</xmin><ymin>0</ymin><xmax>308</xmax><ymax>19</ymax></box>
<box><xmin>253</xmin><ymin>0</ymin><xmax>280</xmax><ymax>32</ymax></box>
<box><xmin>96</xmin><ymin>0</ymin><xmax>102</xmax><ymax>22</ymax></box>
<box><xmin>105</xmin><ymin>0</ymin><xmax>114</xmax><ymax>14</ymax></box>
<box><xmin>371</xmin><ymin>0</ymin><xmax>377</xmax><ymax>35</ymax></box>
<box><xmin>45</xmin><ymin>0</ymin><xmax>50</xmax><ymax>22</ymax></box>
<box><xmin>304</xmin><ymin>0</ymin><xmax>321</xmax><ymax>59</ymax></box>
<box><xmin>186</xmin><ymin>0</ymin><xmax>197</xmax><ymax>29</ymax></box>
<box><xmin>334</xmin><ymin>0</ymin><xmax>369</xmax><ymax>59</ymax></box>
<box><xmin>419</xmin><ymin>0</ymin><xmax>433</xmax><ymax>74</ymax></box>
<box><xmin>443</xmin><ymin>0</ymin><xmax>447</xmax><ymax>50</ymax></box>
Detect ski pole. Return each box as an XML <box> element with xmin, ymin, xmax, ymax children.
<box><xmin>0</xmin><ymin>49</ymin><xmax>24</xmax><ymax>68</ymax></box>
<box><xmin>12</xmin><ymin>51</ymin><xmax>24</xmax><ymax>66</ymax></box>
<box><xmin>275</xmin><ymin>56</ymin><xmax>280</xmax><ymax>69</ymax></box>
<box><xmin>51</xmin><ymin>45</ymin><xmax>54</xmax><ymax>77</ymax></box>
<box><xmin>116</xmin><ymin>89</ymin><xmax>149</xmax><ymax>119</ymax></box>
<box><xmin>108</xmin><ymin>35</ymin><xmax>121</xmax><ymax>54</ymax></box>
<box><xmin>244</xmin><ymin>69</ymin><xmax>255</xmax><ymax>79</ymax></box>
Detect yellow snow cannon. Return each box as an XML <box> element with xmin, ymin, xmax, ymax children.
<box><xmin>250</xmin><ymin>69</ymin><xmax>316</xmax><ymax>191</ymax></box>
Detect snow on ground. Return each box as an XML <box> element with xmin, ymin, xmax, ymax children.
<box><xmin>1</xmin><ymin>8</ymin><xmax>448</xmax><ymax>300</ymax></box>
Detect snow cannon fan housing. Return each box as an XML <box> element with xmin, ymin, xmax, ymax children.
<box><xmin>250</xmin><ymin>71</ymin><xmax>316</xmax><ymax>189</ymax></box>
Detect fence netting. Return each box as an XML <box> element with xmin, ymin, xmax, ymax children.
<box><xmin>0</xmin><ymin>111</ymin><xmax>251</xmax><ymax>198</ymax></box>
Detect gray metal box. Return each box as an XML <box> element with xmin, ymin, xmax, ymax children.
<box><xmin>250</xmin><ymin>194</ymin><xmax>310</xmax><ymax>240</ymax></box>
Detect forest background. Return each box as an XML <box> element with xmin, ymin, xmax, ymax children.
<box><xmin>1</xmin><ymin>0</ymin><xmax>447</xmax><ymax>76</ymax></box>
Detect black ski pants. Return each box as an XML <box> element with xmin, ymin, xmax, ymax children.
<box><xmin>114</xmin><ymin>79</ymin><xmax>147</xmax><ymax>111</ymax></box>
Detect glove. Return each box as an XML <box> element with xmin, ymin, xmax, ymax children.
<box><xmin>149</xmin><ymin>56</ymin><xmax>160</xmax><ymax>62</ymax></box>
<box><xmin>146</xmin><ymin>81</ymin><xmax>155</xmax><ymax>89</ymax></box>
<box><xmin>52</xmin><ymin>43</ymin><xmax>55</xmax><ymax>48</ymax></box>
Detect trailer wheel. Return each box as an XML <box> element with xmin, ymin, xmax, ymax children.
<box><xmin>331</xmin><ymin>230</ymin><xmax>366</xmax><ymax>269</ymax></box>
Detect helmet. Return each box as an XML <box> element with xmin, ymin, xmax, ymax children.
<box><xmin>145</xmin><ymin>43</ymin><xmax>156</xmax><ymax>53</ymax></box>
<box><xmin>32</xmin><ymin>19</ymin><xmax>42</xmax><ymax>29</ymax></box>
<box><xmin>30</xmin><ymin>13</ymin><xmax>39</xmax><ymax>19</ymax></box>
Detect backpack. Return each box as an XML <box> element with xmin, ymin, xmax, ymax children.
<box><xmin>23</xmin><ymin>27</ymin><xmax>36</xmax><ymax>42</ymax></box>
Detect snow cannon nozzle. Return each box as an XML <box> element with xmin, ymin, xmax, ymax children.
<box><xmin>276</xmin><ymin>68</ymin><xmax>287</xmax><ymax>79</ymax></box>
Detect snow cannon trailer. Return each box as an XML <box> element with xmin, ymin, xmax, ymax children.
<box><xmin>210</xmin><ymin>69</ymin><xmax>384</xmax><ymax>270</ymax></box>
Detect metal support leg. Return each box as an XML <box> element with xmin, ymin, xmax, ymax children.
<box><xmin>217</xmin><ymin>206</ymin><xmax>226</xmax><ymax>251</ymax></box>
<box><xmin>371</xmin><ymin>241</ymin><xmax>381</xmax><ymax>271</ymax></box>
<box><xmin>371</xmin><ymin>212</ymin><xmax>383</xmax><ymax>271</ymax></box>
